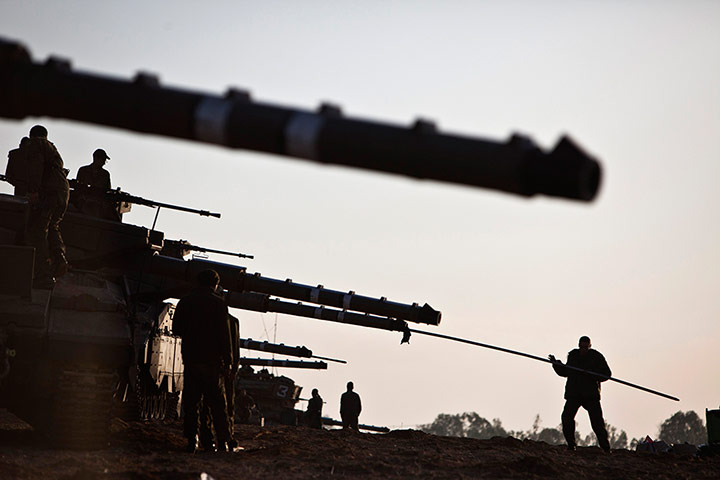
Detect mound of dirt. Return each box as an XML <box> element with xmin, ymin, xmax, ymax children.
<box><xmin>0</xmin><ymin>410</ymin><xmax>718</xmax><ymax>479</ymax></box>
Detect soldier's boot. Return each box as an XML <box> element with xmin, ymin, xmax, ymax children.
<box><xmin>227</xmin><ymin>437</ymin><xmax>238</xmax><ymax>451</ymax></box>
<box><xmin>216</xmin><ymin>441</ymin><xmax>228</xmax><ymax>453</ymax></box>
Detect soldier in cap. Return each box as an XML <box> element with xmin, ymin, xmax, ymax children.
<box><xmin>173</xmin><ymin>269</ymin><xmax>234</xmax><ymax>453</ymax></box>
<box><xmin>73</xmin><ymin>148</ymin><xmax>119</xmax><ymax>220</ymax></box>
<box><xmin>549</xmin><ymin>336</ymin><xmax>612</xmax><ymax>452</ymax></box>
<box><xmin>24</xmin><ymin>125</ymin><xmax>70</xmax><ymax>288</ymax></box>
<box><xmin>340</xmin><ymin>381</ymin><xmax>362</xmax><ymax>431</ymax></box>
<box><xmin>76</xmin><ymin>148</ymin><xmax>111</xmax><ymax>191</ymax></box>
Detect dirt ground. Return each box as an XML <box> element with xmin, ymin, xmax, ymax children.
<box><xmin>0</xmin><ymin>410</ymin><xmax>718</xmax><ymax>480</ymax></box>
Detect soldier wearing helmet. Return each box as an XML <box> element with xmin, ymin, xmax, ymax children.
<box><xmin>24</xmin><ymin>125</ymin><xmax>70</xmax><ymax>288</ymax></box>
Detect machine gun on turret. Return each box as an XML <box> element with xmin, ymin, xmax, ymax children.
<box><xmin>0</xmin><ymin>37</ymin><xmax>601</xmax><ymax>202</ymax></box>
<box><xmin>69</xmin><ymin>179</ymin><xmax>221</xmax><ymax>222</ymax></box>
<box><xmin>163</xmin><ymin>239</ymin><xmax>253</xmax><ymax>260</ymax></box>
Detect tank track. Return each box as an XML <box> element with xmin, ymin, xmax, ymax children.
<box><xmin>47</xmin><ymin>368</ymin><xmax>116</xmax><ymax>449</ymax></box>
<box><xmin>138</xmin><ymin>372</ymin><xmax>179</xmax><ymax>422</ymax></box>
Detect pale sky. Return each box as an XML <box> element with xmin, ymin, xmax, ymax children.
<box><xmin>1</xmin><ymin>1</ymin><xmax>719</xmax><ymax>440</ymax></box>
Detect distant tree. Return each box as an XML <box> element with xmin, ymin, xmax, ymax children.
<box><xmin>658</xmin><ymin>411</ymin><xmax>706</xmax><ymax>445</ymax></box>
<box><xmin>536</xmin><ymin>427</ymin><xmax>565</xmax><ymax>445</ymax></box>
<box><xmin>515</xmin><ymin>415</ymin><xmax>564</xmax><ymax>445</ymax></box>
<box><xmin>419</xmin><ymin>412</ymin><xmax>508</xmax><ymax>439</ymax></box>
<box><xmin>582</xmin><ymin>425</ymin><xmax>628</xmax><ymax>449</ymax></box>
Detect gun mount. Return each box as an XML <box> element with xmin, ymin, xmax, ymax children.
<box><xmin>0</xmin><ymin>37</ymin><xmax>601</xmax><ymax>202</ymax></box>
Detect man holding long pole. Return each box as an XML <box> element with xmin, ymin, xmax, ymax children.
<box><xmin>549</xmin><ymin>336</ymin><xmax>611</xmax><ymax>452</ymax></box>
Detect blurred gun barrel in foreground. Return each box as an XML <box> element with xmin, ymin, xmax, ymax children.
<box><xmin>0</xmin><ymin>38</ymin><xmax>601</xmax><ymax>201</ymax></box>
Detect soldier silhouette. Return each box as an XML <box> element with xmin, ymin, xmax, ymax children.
<box><xmin>306</xmin><ymin>388</ymin><xmax>323</xmax><ymax>429</ymax></box>
<box><xmin>340</xmin><ymin>381</ymin><xmax>362</xmax><ymax>430</ymax></box>
<box><xmin>23</xmin><ymin>125</ymin><xmax>70</xmax><ymax>288</ymax></box>
<box><xmin>549</xmin><ymin>336</ymin><xmax>612</xmax><ymax>452</ymax></box>
<box><xmin>173</xmin><ymin>269</ymin><xmax>233</xmax><ymax>453</ymax></box>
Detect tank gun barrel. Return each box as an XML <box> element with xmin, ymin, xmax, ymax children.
<box><xmin>226</xmin><ymin>291</ymin><xmax>411</xmax><ymax>336</ymax></box>
<box><xmin>146</xmin><ymin>255</ymin><xmax>441</xmax><ymax>325</ymax></box>
<box><xmin>240</xmin><ymin>338</ymin><xmax>312</xmax><ymax>358</ymax></box>
<box><xmin>0</xmin><ymin>38</ymin><xmax>600</xmax><ymax>202</ymax></box>
<box><xmin>238</xmin><ymin>358</ymin><xmax>327</xmax><ymax>369</ymax></box>
<box><xmin>239</xmin><ymin>339</ymin><xmax>347</xmax><ymax>364</ymax></box>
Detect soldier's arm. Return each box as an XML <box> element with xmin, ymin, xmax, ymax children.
<box><xmin>217</xmin><ymin>301</ymin><xmax>232</xmax><ymax>368</ymax></box>
<box><xmin>595</xmin><ymin>353</ymin><xmax>612</xmax><ymax>381</ymax></box>
<box><xmin>551</xmin><ymin>354</ymin><xmax>570</xmax><ymax>377</ymax></box>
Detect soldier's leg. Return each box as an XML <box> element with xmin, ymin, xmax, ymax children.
<box><xmin>198</xmin><ymin>398</ymin><xmax>215</xmax><ymax>450</ymax></box>
<box><xmin>223</xmin><ymin>375</ymin><xmax>237</xmax><ymax>446</ymax></box>
<box><xmin>182</xmin><ymin>367</ymin><xmax>203</xmax><ymax>442</ymax></box>
<box><xmin>46</xmin><ymin>190</ymin><xmax>69</xmax><ymax>276</ymax></box>
<box><xmin>584</xmin><ymin>399</ymin><xmax>610</xmax><ymax>451</ymax></box>
<box><xmin>561</xmin><ymin>398</ymin><xmax>582</xmax><ymax>448</ymax></box>
<box><xmin>205</xmin><ymin>374</ymin><xmax>230</xmax><ymax>445</ymax></box>
<box><xmin>25</xmin><ymin>200</ymin><xmax>52</xmax><ymax>278</ymax></box>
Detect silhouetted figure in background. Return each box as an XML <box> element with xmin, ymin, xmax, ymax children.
<box><xmin>549</xmin><ymin>336</ymin><xmax>611</xmax><ymax>452</ymax></box>
<box><xmin>236</xmin><ymin>389</ymin><xmax>255</xmax><ymax>424</ymax></box>
<box><xmin>306</xmin><ymin>388</ymin><xmax>323</xmax><ymax>429</ymax></box>
<box><xmin>340</xmin><ymin>381</ymin><xmax>362</xmax><ymax>430</ymax></box>
<box><xmin>77</xmin><ymin>148</ymin><xmax>111</xmax><ymax>191</ymax></box>
<box><xmin>5</xmin><ymin>136</ymin><xmax>31</xmax><ymax>196</ymax></box>
<box><xmin>74</xmin><ymin>148</ymin><xmax>119</xmax><ymax>220</ymax></box>
<box><xmin>173</xmin><ymin>269</ymin><xmax>233</xmax><ymax>453</ymax></box>
<box><xmin>24</xmin><ymin>125</ymin><xmax>70</xmax><ymax>288</ymax></box>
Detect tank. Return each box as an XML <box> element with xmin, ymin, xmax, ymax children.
<box><xmin>0</xmin><ymin>189</ymin><xmax>441</xmax><ymax>448</ymax></box>
<box><xmin>234</xmin><ymin>365</ymin><xmax>304</xmax><ymax>427</ymax></box>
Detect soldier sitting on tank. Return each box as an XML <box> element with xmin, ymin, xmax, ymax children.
<box><xmin>5</xmin><ymin>136</ymin><xmax>31</xmax><ymax>196</ymax></box>
<box><xmin>72</xmin><ymin>148</ymin><xmax>121</xmax><ymax>220</ymax></box>
<box><xmin>173</xmin><ymin>269</ymin><xmax>233</xmax><ymax>453</ymax></box>
<box><xmin>24</xmin><ymin>125</ymin><xmax>70</xmax><ymax>288</ymax></box>
<box><xmin>306</xmin><ymin>388</ymin><xmax>323</xmax><ymax>429</ymax></box>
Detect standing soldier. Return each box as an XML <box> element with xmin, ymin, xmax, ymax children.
<box><xmin>173</xmin><ymin>269</ymin><xmax>233</xmax><ymax>453</ymax></box>
<box><xmin>340</xmin><ymin>381</ymin><xmax>362</xmax><ymax>431</ymax></box>
<box><xmin>306</xmin><ymin>388</ymin><xmax>323</xmax><ymax>429</ymax></box>
<box><xmin>549</xmin><ymin>336</ymin><xmax>612</xmax><ymax>452</ymax></box>
<box><xmin>5</xmin><ymin>136</ymin><xmax>31</xmax><ymax>196</ymax></box>
<box><xmin>24</xmin><ymin>125</ymin><xmax>70</xmax><ymax>288</ymax></box>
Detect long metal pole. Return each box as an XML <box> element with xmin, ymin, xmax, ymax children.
<box><xmin>408</xmin><ymin>328</ymin><xmax>679</xmax><ymax>402</ymax></box>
